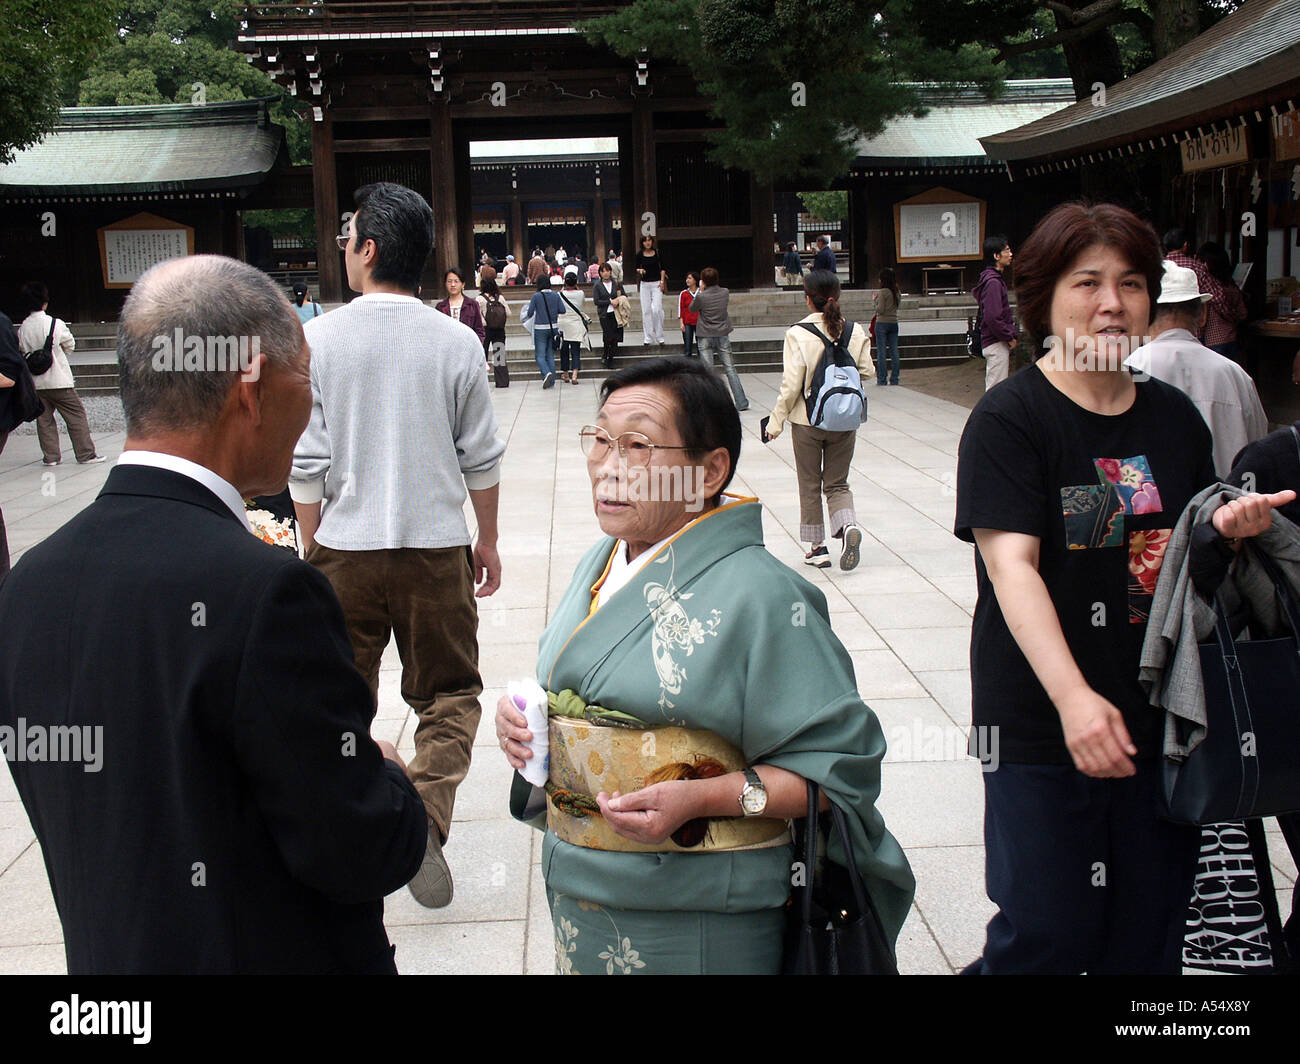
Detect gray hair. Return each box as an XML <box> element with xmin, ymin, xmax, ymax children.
<box><xmin>118</xmin><ymin>255</ymin><xmax>303</xmax><ymax>435</ymax></box>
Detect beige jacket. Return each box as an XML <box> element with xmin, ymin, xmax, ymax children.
<box><xmin>768</xmin><ymin>313</ymin><xmax>872</xmax><ymax>434</ymax></box>
<box><xmin>17</xmin><ymin>311</ymin><xmax>76</xmax><ymax>391</ymax></box>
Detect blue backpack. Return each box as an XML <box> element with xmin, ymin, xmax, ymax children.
<box><xmin>798</xmin><ymin>321</ymin><xmax>867</xmax><ymax>431</ymax></box>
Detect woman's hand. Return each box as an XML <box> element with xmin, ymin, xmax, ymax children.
<box><xmin>1211</xmin><ymin>490</ymin><xmax>1297</xmax><ymax>541</ymax></box>
<box><xmin>495</xmin><ymin>694</ymin><xmax>533</xmax><ymax>771</ymax></box>
<box><xmin>766</xmin><ymin>422</ymin><xmax>782</xmax><ymax>439</ymax></box>
<box><xmin>597</xmin><ymin>782</ymin><xmax>699</xmax><ymax>844</ymax></box>
<box><xmin>1056</xmin><ymin>686</ymin><xmax>1137</xmax><ymax>778</ymax></box>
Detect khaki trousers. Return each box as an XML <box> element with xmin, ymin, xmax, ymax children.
<box><xmin>308</xmin><ymin>542</ymin><xmax>482</xmax><ymax>841</ymax></box>
<box><xmin>36</xmin><ymin>388</ymin><xmax>96</xmax><ymax>463</ymax></box>
<box><xmin>790</xmin><ymin>422</ymin><xmax>857</xmax><ymax>545</ymax></box>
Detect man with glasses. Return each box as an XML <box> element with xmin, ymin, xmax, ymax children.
<box><xmin>294</xmin><ymin>182</ymin><xmax>506</xmax><ymax>910</ymax></box>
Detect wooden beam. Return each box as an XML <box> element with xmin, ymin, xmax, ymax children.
<box><xmin>334</xmin><ymin>137</ymin><xmax>432</xmax><ymax>153</ymax></box>
<box><xmin>657</xmin><ymin>225</ymin><xmax>752</xmax><ymax>240</ymax></box>
<box><xmin>310</xmin><ymin>114</ymin><xmax>344</xmax><ymax>303</ymax></box>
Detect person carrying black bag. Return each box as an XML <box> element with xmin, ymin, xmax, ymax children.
<box><xmin>0</xmin><ymin>311</ymin><xmax>46</xmax><ymax>577</ymax></box>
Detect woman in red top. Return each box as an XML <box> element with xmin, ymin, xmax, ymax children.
<box><xmin>679</xmin><ymin>271</ymin><xmax>700</xmax><ymax>357</ymax></box>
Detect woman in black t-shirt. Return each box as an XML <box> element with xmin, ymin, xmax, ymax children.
<box><xmin>634</xmin><ymin>234</ymin><xmax>667</xmax><ymax>345</ymax></box>
<box><xmin>954</xmin><ymin>202</ymin><xmax>1284</xmax><ymax>975</ymax></box>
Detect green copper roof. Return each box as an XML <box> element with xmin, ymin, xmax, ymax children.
<box><xmin>0</xmin><ymin>99</ymin><xmax>286</xmax><ymax>196</ymax></box>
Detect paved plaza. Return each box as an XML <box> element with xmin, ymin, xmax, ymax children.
<box><xmin>1</xmin><ymin>372</ymin><xmax>1295</xmax><ymax>974</ymax></box>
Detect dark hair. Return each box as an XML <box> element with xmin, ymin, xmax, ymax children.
<box><xmin>18</xmin><ymin>281</ymin><xmax>49</xmax><ymax>317</ymax></box>
<box><xmin>1162</xmin><ymin>227</ymin><xmax>1189</xmax><ymax>253</ymax></box>
<box><xmin>787</xmin><ymin>241</ymin><xmax>797</xmax><ymax>252</ymax></box>
<box><xmin>290</xmin><ymin>282</ymin><xmax>308</xmax><ymax>306</ymax></box>
<box><xmin>983</xmin><ymin>235</ymin><xmax>1010</xmax><ymax>266</ymax></box>
<box><xmin>641</xmin><ymin>234</ymin><xmax>657</xmax><ymax>250</ymax></box>
<box><xmin>700</xmin><ymin>267</ymin><xmax>719</xmax><ymax>286</ymax></box>
<box><xmin>534</xmin><ymin>274</ymin><xmax>550</xmax><ymax>292</ymax></box>
<box><xmin>685</xmin><ymin>271</ymin><xmax>698</xmax><ymax>286</ymax></box>
<box><xmin>803</xmin><ymin>269</ymin><xmax>844</xmax><ymax>340</ymax></box>
<box><xmin>1014</xmin><ymin>202</ymin><xmax>1163</xmax><ymax>352</ymax></box>
<box><xmin>444</xmin><ymin>266</ymin><xmax>465</xmax><ymax>286</ymax></box>
<box><xmin>878</xmin><ymin>267</ymin><xmax>900</xmax><ymax>303</ymax></box>
<box><xmin>480</xmin><ymin>276</ymin><xmax>500</xmax><ymax>299</ymax></box>
<box><xmin>599</xmin><ymin>357</ymin><xmax>740</xmax><ymax>507</ymax></box>
<box><xmin>598</xmin><ymin>261</ymin><xmax>612</xmax><ymax>276</ymax></box>
<box><xmin>1196</xmin><ymin>241</ymin><xmax>1233</xmax><ymax>285</ymax></box>
<box><xmin>353</xmin><ymin>182</ymin><xmax>433</xmax><ymax>293</ymax></box>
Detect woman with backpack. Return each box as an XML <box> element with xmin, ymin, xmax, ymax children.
<box><xmin>766</xmin><ymin>269</ymin><xmax>872</xmax><ymax>571</ymax></box>
<box><xmin>480</xmin><ymin>276</ymin><xmax>510</xmax><ymax>387</ymax></box>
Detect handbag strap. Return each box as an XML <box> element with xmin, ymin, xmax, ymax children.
<box><xmin>1243</xmin><ymin>539</ymin><xmax>1300</xmax><ymax>639</ymax></box>
<box><xmin>558</xmin><ymin>290</ymin><xmax>590</xmax><ymax>328</ymax></box>
<box><xmin>799</xmin><ymin>780</ymin><xmax>818</xmax><ymax>923</ymax></box>
<box><xmin>1208</xmin><ymin>591</ymin><xmax>1260</xmax><ymax>816</ymax></box>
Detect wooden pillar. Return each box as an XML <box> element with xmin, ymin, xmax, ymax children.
<box><xmin>510</xmin><ymin>195</ymin><xmax>524</xmax><ymax>264</ymax></box>
<box><xmin>749</xmin><ymin>177</ymin><xmax>774</xmax><ymax>289</ymax></box>
<box><xmin>454</xmin><ymin>128</ymin><xmax>474</xmax><ymax>272</ymax></box>
<box><xmin>632</xmin><ymin>103</ymin><xmax>656</xmax><ymax>245</ymax></box>
<box><xmin>429</xmin><ymin>104</ymin><xmax>459</xmax><ymax>283</ymax></box>
<box><xmin>310</xmin><ymin>114</ymin><xmax>343</xmax><ymax>303</ymax></box>
<box><xmin>592</xmin><ymin>187</ymin><xmax>606</xmax><ymax>260</ymax></box>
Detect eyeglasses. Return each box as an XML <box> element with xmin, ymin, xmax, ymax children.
<box><xmin>334</xmin><ymin>234</ymin><xmax>350</xmax><ymax>252</ymax></box>
<box><xmin>579</xmin><ymin>426</ymin><xmax>694</xmax><ymax>467</ymax></box>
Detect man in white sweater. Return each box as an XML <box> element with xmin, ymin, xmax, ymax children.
<box><xmin>290</xmin><ymin>182</ymin><xmax>506</xmax><ymax>909</ymax></box>
<box><xmin>1126</xmin><ymin>262</ymin><xmax>1268</xmax><ymax>477</ymax></box>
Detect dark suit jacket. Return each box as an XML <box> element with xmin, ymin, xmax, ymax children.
<box><xmin>0</xmin><ymin>465</ymin><xmax>427</xmax><ymax>973</ymax></box>
<box><xmin>812</xmin><ymin>246</ymin><xmax>836</xmax><ymax>273</ymax></box>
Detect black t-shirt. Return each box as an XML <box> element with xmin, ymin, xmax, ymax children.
<box><xmin>954</xmin><ymin>365</ymin><xmax>1216</xmax><ymax>764</ymax></box>
<box><xmin>635</xmin><ymin>251</ymin><xmax>665</xmax><ymax>283</ymax></box>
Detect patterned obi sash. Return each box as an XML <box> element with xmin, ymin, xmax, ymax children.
<box><xmin>545</xmin><ymin>713</ymin><xmax>791</xmax><ymax>854</ymax></box>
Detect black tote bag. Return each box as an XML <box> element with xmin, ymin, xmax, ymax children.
<box><xmin>1164</xmin><ymin>546</ymin><xmax>1300</xmax><ymax>824</ymax></box>
<box><xmin>782</xmin><ymin>780</ymin><xmax>898</xmax><ymax>975</ymax></box>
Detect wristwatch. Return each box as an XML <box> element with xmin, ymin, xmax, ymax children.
<box><xmin>738</xmin><ymin>768</ymin><xmax>768</xmax><ymax>817</ymax></box>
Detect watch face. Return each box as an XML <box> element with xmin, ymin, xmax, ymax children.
<box><xmin>741</xmin><ymin>786</ymin><xmax>767</xmax><ymax>815</ymax></box>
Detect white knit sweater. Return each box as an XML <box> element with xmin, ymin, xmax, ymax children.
<box><xmin>289</xmin><ymin>293</ymin><xmax>505</xmax><ymax>550</ymax></box>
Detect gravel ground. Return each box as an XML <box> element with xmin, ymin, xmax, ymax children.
<box><xmin>10</xmin><ymin>395</ymin><xmax>125</xmax><ymax>435</ymax></box>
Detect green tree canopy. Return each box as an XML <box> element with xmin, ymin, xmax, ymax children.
<box><xmin>76</xmin><ymin>0</ymin><xmax>310</xmax><ymax>164</ymax></box>
<box><xmin>583</xmin><ymin>0</ymin><xmax>1003</xmax><ymax>185</ymax></box>
<box><xmin>0</xmin><ymin>0</ymin><xmax>115</xmax><ymax>164</ymax></box>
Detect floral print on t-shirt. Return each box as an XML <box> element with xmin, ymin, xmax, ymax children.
<box><xmin>1060</xmin><ymin>455</ymin><xmax>1172</xmax><ymax>622</ymax></box>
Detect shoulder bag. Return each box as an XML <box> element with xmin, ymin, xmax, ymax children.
<box><xmin>1165</xmin><ymin>544</ymin><xmax>1300</xmax><ymax>823</ymax></box>
<box><xmin>23</xmin><ymin>321</ymin><xmax>56</xmax><ymax>377</ymax></box>
<box><xmin>782</xmin><ymin>780</ymin><xmax>898</xmax><ymax>974</ymax></box>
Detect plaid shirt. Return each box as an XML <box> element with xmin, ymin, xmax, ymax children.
<box><xmin>1201</xmin><ymin>274</ymin><xmax>1248</xmax><ymax>348</ymax></box>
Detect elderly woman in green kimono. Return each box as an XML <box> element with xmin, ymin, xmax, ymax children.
<box><xmin>496</xmin><ymin>358</ymin><xmax>913</xmax><ymax>974</ymax></box>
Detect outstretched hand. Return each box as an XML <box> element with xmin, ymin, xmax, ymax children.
<box><xmin>1211</xmin><ymin>490</ymin><xmax>1297</xmax><ymax>541</ymax></box>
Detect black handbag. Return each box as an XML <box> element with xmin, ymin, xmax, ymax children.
<box><xmin>493</xmin><ymin>362</ymin><xmax>510</xmax><ymax>388</ymax></box>
<box><xmin>782</xmin><ymin>780</ymin><xmax>899</xmax><ymax>975</ymax></box>
<box><xmin>0</xmin><ymin>337</ymin><xmax>43</xmax><ymax>433</ymax></box>
<box><xmin>541</xmin><ymin>292</ymin><xmax>562</xmax><ymax>352</ymax></box>
<box><xmin>1164</xmin><ymin>545</ymin><xmax>1300</xmax><ymax>824</ymax></box>
<box><xmin>23</xmin><ymin>322</ymin><xmax>55</xmax><ymax>376</ymax></box>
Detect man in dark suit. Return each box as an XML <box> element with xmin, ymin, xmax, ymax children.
<box><xmin>0</xmin><ymin>255</ymin><xmax>427</xmax><ymax>973</ymax></box>
<box><xmin>812</xmin><ymin>235</ymin><xmax>837</xmax><ymax>274</ymax></box>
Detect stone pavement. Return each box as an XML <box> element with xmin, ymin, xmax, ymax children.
<box><xmin>1</xmin><ymin>374</ymin><xmax>1294</xmax><ymax>974</ymax></box>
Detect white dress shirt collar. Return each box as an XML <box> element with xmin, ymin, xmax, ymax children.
<box><xmin>115</xmin><ymin>451</ymin><xmax>250</xmax><ymax>529</ymax></box>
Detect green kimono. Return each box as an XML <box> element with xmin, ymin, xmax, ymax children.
<box><xmin>516</xmin><ymin>497</ymin><xmax>914</xmax><ymax>974</ymax></box>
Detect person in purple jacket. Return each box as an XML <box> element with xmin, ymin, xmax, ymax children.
<box><xmin>973</xmin><ymin>234</ymin><xmax>1018</xmax><ymax>391</ymax></box>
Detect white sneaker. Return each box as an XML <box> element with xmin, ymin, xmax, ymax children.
<box><xmin>840</xmin><ymin>525</ymin><xmax>862</xmax><ymax>571</ymax></box>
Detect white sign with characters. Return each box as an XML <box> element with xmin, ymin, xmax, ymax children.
<box><xmin>104</xmin><ymin>229</ymin><xmax>190</xmax><ymax>285</ymax></box>
<box><xmin>899</xmin><ymin>202</ymin><xmax>980</xmax><ymax>259</ymax></box>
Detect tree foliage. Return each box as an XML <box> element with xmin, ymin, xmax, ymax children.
<box><xmin>583</xmin><ymin>0</ymin><xmax>1003</xmax><ymax>185</ymax></box>
<box><xmin>76</xmin><ymin>0</ymin><xmax>311</xmax><ymax>165</ymax></box>
<box><xmin>798</xmin><ymin>191</ymin><xmax>849</xmax><ymax>224</ymax></box>
<box><xmin>0</xmin><ymin>0</ymin><xmax>115</xmax><ymax>164</ymax></box>
<box><xmin>898</xmin><ymin>0</ymin><xmax>1246</xmax><ymax>100</ymax></box>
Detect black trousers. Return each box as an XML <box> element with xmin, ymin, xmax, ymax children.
<box><xmin>965</xmin><ymin>760</ymin><xmax>1199</xmax><ymax>974</ymax></box>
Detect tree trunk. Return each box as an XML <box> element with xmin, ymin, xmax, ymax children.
<box><xmin>1152</xmin><ymin>0</ymin><xmax>1200</xmax><ymax>59</ymax></box>
<box><xmin>1056</xmin><ymin>10</ymin><xmax>1125</xmax><ymax>101</ymax></box>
